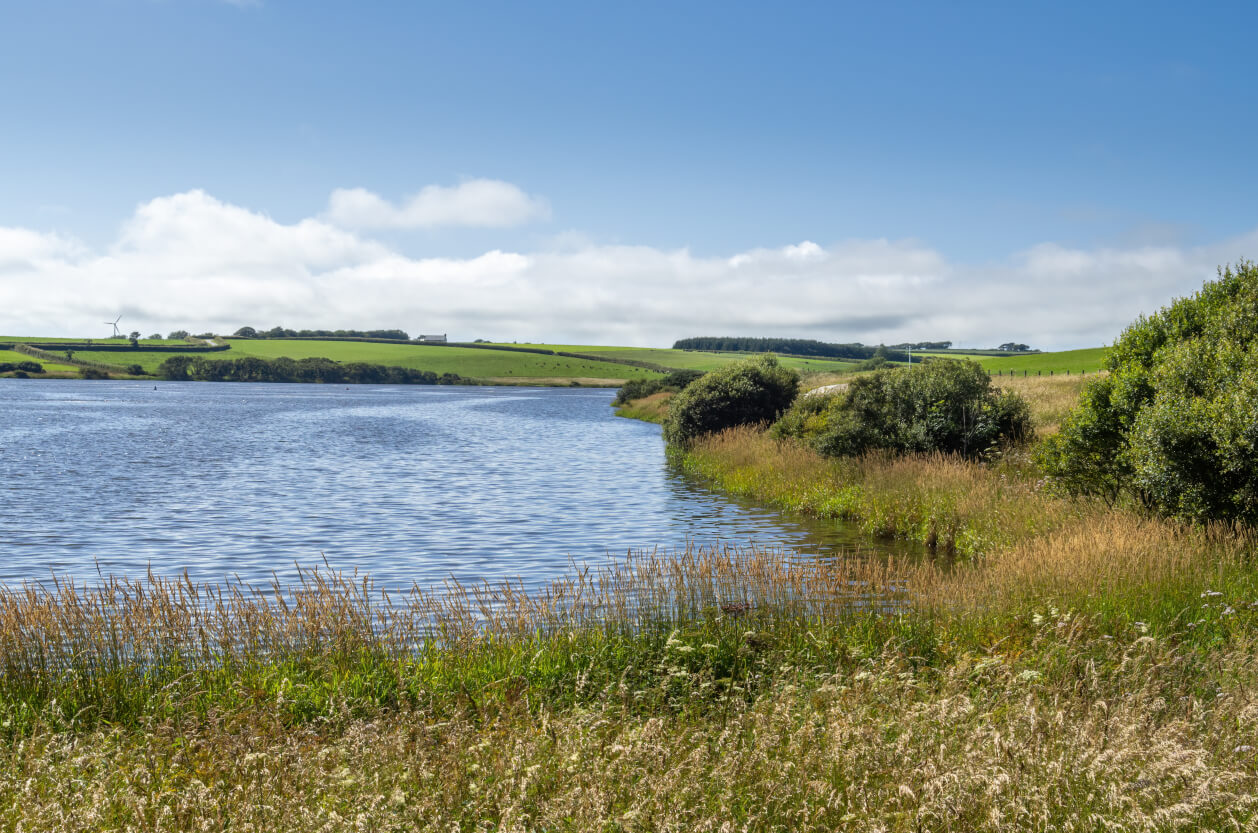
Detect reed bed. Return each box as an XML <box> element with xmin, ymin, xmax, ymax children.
<box><xmin>678</xmin><ymin>425</ymin><xmax>1082</xmax><ymax>556</ymax></box>
<box><xmin>3</xmin><ymin>515</ymin><xmax>1258</xmax><ymax>830</ymax></box>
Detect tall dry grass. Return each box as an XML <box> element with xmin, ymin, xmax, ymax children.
<box><xmin>678</xmin><ymin>425</ymin><xmax>1082</xmax><ymax>556</ymax></box>
<box><xmin>2</xmin><ymin>521</ymin><xmax>1257</xmax><ymax>830</ymax></box>
<box><xmin>993</xmin><ymin>372</ymin><xmax>1097</xmax><ymax>434</ymax></box>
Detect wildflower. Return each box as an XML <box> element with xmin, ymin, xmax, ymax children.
<box><xmin>1202</xmin><ymin>590</ymin><xmax>1223</xmax><ymax>598</ymax></box>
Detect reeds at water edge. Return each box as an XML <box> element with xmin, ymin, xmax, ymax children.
<box><xmin>0</xmin><ymin>544</ymin><xmax>913</xmax><ymax>676</ymax></box>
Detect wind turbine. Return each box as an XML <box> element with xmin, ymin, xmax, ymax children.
<box><xmin>104</xmin><ymin>315</ymin><xmax>122</xmax><ymax>338</ymax></box>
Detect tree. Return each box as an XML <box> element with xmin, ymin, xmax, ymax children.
<box><xmin>168</xmin><ymin>330</ymin><xmax>189</xmax><ymax>340</ymax></box>
<box><xmin>234</xmin><ymin>326</ymin><xmax>258</xmax><ymax>338</ymax></box>
<box><xmin>148</xmin><ymin>333</ymin><xmax>161</xmax><ymax>340</ymax></box>
<box><xmin>774</xmin><ymin>359</ymin><xmax>1032</xmax><ymax>459</ymax></box>
<box><xmin>1039</xmin><ymin>261</ymin><xmax>1258</xmax><ymax>522</ymax></box>
<box><xmin>129</xmin><ymin>331</ymin><xmax>141</xmax><ymax>340</ymax></box>
<box><xmin>998</xmin><ymin>342</ymin><xmax>1031</xmax><ymax>352</ymax></box>
<box><xmin>663</xmin><ymin>355</ymin><xmax>799</xmax><ymax>445</ymax></box>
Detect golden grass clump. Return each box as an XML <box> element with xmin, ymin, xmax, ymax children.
<box><xmin>993</xmin><ymin>373</ymin><xmax>1097</xmax><ymax>434</ymax></box>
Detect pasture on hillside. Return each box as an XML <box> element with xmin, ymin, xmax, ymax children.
<box><xmin>0</xmin><ymin>336</ymin><xmax>189</xmax><ymax>346</ymax></box>
<box><xmin>916</xmin><ymin>346</ymin><xmax>1108</xmax><ymax>374</ymax></box>
<box><xmin>0</xmin><ymin>349</ymin><xmax>77</xmax><ymax>374</ymax></box>
<box><xmin>494</xmin><ymin>343</ymin><xmax>860</xmax><ymax>374</ymax></box>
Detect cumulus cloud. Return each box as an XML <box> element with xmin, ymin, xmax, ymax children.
<box><xmin>0</xmin><ymin>189</ymin><xmax>1249</xmax><ymax>349</ymax></box>
<box><xmin>325</xmin><ymin>179</ymin><xmax>551</xmax><ymax>229</ymax></box>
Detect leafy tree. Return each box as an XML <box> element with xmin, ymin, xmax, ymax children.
<box><xmin>1039</xmin><ymin>261</ymin><xmax>1258</xmax><ymax>522</ymax></box>
<box><xmin>168</xmin><ymin>330</ymin><xmax>189</xmax><ymax>340</ymax></box>
<box><xmin>234</xmin><ymin>326</ymin><xmax>258</xmax><ymax>338</ymax></box>
<box><xmin>773</xmin><ymin>359</ymin><xmax>1031</xmax><ymax>459</ymax></box>
<box><xmin>663</xmin><ymin>355</ymin><xmax>798</xmax><ymax>445</ymax></box>
<box><xmin>148</xmin><ymin>333</ymin><xmax>161</xmax><ymax>340</ymax></box>
<box><xmin>855</xmin><ymin>345</ymin><xmax>892</xmax><ymax>371</ymax></box>
<box><xmin>998</xmin><ymin>342</ymin><xmax>1031</xmax><ymax>352</ymax></box>
<box><xmin>128</xmin><ymin>331</ymin><xmax>140</xmax><ymax>340</ymax></box>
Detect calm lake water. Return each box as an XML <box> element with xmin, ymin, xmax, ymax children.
<box><xmin>1</xmin><ymin>380</ymin><xmax>906</xmax><ymax>589</ymax></box>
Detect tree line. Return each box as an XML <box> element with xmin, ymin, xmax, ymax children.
<box><xmin>672</xmin><ymin>337</ymin><xmax>908</xmax><ymax>362</ymax></box>
<box><xmin>233</xmin><ymin>326</ymin><xmax>413</xmax><ymax>341</ymax></box>
<box><xmin>157</xmin><ymin>355</ymin><xmax>467</xmax><ymax>385</ymax></box>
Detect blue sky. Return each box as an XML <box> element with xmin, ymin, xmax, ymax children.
<box><xmin>2</xmin><ymin>1</ymin><xmax>1256</xmax><ymax>347</ymax></box>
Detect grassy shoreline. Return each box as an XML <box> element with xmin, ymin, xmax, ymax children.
<box><xmin>6</xmin><ymin>373</ymin><xmax>1258</xmax><ymax>829</ymax></box>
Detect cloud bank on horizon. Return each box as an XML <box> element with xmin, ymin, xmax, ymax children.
<box><xmin>0</xmin><ymin>186</ymin><xmax>1248</xmax><ymax>350</ymax></box>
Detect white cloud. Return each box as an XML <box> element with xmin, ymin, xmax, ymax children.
<box><xmin>325</xmin><ymin>179</ymin><xmax>551</xmax><ymax>229</ymax></box>
<box><xmin>0</xmin><ymin>189</ymin><xmax>1247</xmax><ymax>349</ymax></box>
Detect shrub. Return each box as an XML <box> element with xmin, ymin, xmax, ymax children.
<box><xmin>662</xmin><ymin>355</ymin><xmax>798</xmax><ymax>445</ymax></box>
<box><xmin>125</xmin><ymin>364</ymin><xmax>145</xmax><ymax>375</ymax></box>
<box><xmin>774</xmin><ymin>359</ymin><xmax>1031</xmax><ymax>459</ymax></box>
<box><xmin>613</xmin><ymin>369</ymin><xmax>705</xmax><ymax>406</ymax></box>
<box><xmin>1038</xmin><ymin>261</ymin><xmax>1258</xmax><ymax>522</ymax></box>
<box><xmin>78</xmin><ymin>367</ymin><xmax>110</xmax><ymax>380</ymax></box>
<box><xmin>0</xmin><ymin>360</ymin><xmax>44</xmax><ymax>374</ymax></box>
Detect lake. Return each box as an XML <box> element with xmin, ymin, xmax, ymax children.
<box><xmin>0</xmin><ymin>380</ymin><xmax>906</xmax><ymax>590</ymax></box>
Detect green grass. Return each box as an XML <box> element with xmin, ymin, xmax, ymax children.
<box><xmin>916</xmin><ymin>346</ymin><xmax>1109</xmax><ymax>373</ymax></box>
<box><xmin>495</xmin><ymin>343</ymin><xmax>860</xmax><ymax>373</ymax></box>
<box><xmin>0</xmin><ymin>349</ymin><xmax>78</xmax><ymax>374</ymax></box>
<box><xmin>35</xmin><ymin>340</ymin><xmax>664</xmax><ymax>380</ymax></box>
<box><xmin>0</xmin><ymin>336</ymin><xmax>188</xmax><ymax>346</ymax></box>
<box><xmin>0</xmin><ymin>335</ymin><xmax>1104</xmax><ymax>382</ymax></box>
<box><xmin>226</xmin><ymin>340</ymin><xmax>663</xmax><ymax>380</ymax></box>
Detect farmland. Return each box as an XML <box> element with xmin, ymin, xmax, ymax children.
<box><xmin>0</xmin><ymin>349</ymin><xmax>77</xmax><ymax>374</ymax></box>
<box><xmin>915</xmin><ymin>346</ymin><xmax>1109</xmax><ymax>373</ymax></box>
<box><xmin>0</xmin><ymin>335</ymin><xmax>1110</xmax><ymax>383</ymax></box>
<box><xmin>491</xmin><ymin>343</ymin><xmax>861</xmax><ymax>373</ymax></box>
<box><xmin>33</xmin><ymin>339</ymin><xmax>663</xmax><ymax>383</ymax></box>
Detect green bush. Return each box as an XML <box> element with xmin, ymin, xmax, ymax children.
<box><xmin>1038</xmin><ymin>261</ymin><xmax>1258</xmax><ymax>522</ymax></box>
<box><xmin>773</xmin><ymin>359</ymin><xmax>1031</xmax><ymax>459</ymax></box>
<box><xmin>613</xmin><ymin>369</ymin><xmax>705</xmax><ymax>406</ymax></box>
<box><xmin>662</xmin><ymin>355</ymin><xmax>799</xmax><ymax>445</ymax></box>
<box><xmin>78</xmin><ymin>367</ymin><xmax>110</xmax><ymax>380</ymax></box>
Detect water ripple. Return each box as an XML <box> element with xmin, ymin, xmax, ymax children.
<box><xmin>0</xmin><ymin>379</ymin><xmax>913</xmax><ymax>589</ymax></box>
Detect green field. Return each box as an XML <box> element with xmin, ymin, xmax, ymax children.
<box><xmin>916</xmin><ymin>346</ymin><xmax>1109</xmax><ymax>373</ymax></box>
<box><xmin>0</xmin><ymin>349</ymin><xmax>78</xmax><ymax>374</ymax></box>
<box><xmin>0</xmin><ymin>336</ymin><xmax>1106</xmax><ymax>382</ymax></box>
<box><xmin>0</xmin><ymin>336</ymin><xmax>188</xmax><ymax>346</ymax></box>
<box><xmin>492</xmin><ymin>343</ymin><xmax>860</xmax><ymax>374</ymax></box>
<box><xmin>54</xmin><ymin>339</ymin><xmax>665</xmax><ymax>381</ymax></box>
